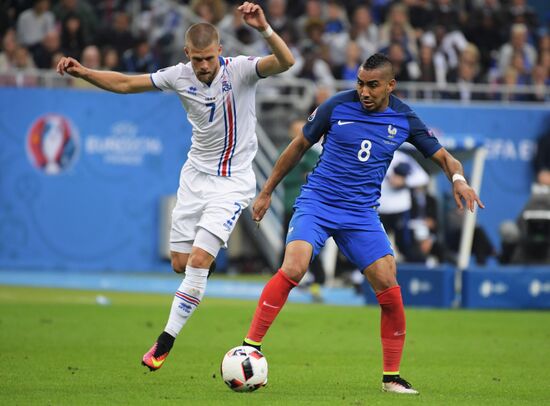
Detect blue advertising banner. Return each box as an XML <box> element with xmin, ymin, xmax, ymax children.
<box><xmin>362</xmin><ymin>265</ymin><xmax>456</xmax><ymax>307</ymax></box>
<box><xmin>0</xmin><ymin>88</ymin><xmax>191</xmax><ymax>271</ymax></box>
<box><xmin>462</xmin><ymin>266</ymin><xmax>550</xmax><ymax>309</ymax></box>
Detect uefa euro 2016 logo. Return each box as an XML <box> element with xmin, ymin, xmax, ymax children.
<box><xmin>26</xmin><ymin>114</ymin><xmax>79</xmax><ymax>174</ymax></box>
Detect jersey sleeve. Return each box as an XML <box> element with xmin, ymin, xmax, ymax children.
<box><xmin>150</xmin><ymin>64</ymin><xmax>181</xmax><ymax>91</ymax></box>
<box><xmin>229</xmin><ymin>55</ymin><xmax>264</xmax><ymax>84</ymax></box>
<box><xmin>405</xmin><ymin>110</ymin><xmax>443</xmax><ymax>158</ymax></box>
<box><xmin>302</xmin><ymin>99</ymin><xmax>335</xmax><ymax>144</ymax></box>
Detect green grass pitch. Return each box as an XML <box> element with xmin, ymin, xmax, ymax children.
<box><xmin>1</xmin><ymin>285</ymin><xmax>549</xmax><ymax>405</ymax></box>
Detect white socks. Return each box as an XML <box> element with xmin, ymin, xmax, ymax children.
<box><xmin>164</xmin><ymin>266</ymin><xmax>209</xmax><ymax>337</ymax></box>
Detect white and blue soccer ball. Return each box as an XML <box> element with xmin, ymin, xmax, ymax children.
<box><xmin>221</xmin><ymin>346</ymin><xmax>268</xmax><ymax>392</ymax></box>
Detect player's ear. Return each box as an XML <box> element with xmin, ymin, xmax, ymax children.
<box><xmin>217</xmin><ymin>44</ymin><xmax>222</xmax><ymax>56</ymax></box>
<box><xmin>184</xmin><ymin>46</ymin><xmax>190</xmax><ymax>59</ymax></box>
<box><xmin>387</xmin><ymin>78</ymin><xmax>396</xmax><ymax>93</ymax></box>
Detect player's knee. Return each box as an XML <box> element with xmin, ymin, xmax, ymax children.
<box><xmin>281</xmin><ymin>263</ymin><xmax>307</xmax><ymax>283</ymax></box>
<box><xmin>187</xmin><ymin>251</ymin><xmax>213</xmax><ymax>270</ymax></box>
<box><xmin>364</xmin><ymin>255</ymin><xmax>397</xmax><ymax>291</ymax></box>
<box><xmin>171</xmin><ymin>253</ymin><xmax>188</xmax><ymax>273</ymax></box>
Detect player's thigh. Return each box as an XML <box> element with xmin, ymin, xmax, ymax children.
<box><xmin>198</xmin><ymin>170</ymin><xmax>256</xmax><ymax>245</ymax></box>
<box><xmin>334</xmin><ymin>227</ymin><xmax>394</xmax><ymax>274</ymax></box>
<box><xmin>170</xmin><ymin>166</ymin><xmax>206</xmax><ymax>250</ymax></box>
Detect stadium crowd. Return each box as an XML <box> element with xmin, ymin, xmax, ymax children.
<box><xmin>1</xmin><ymin>0</ymin><xmax>549</xmax><ymax>101</ymax></box>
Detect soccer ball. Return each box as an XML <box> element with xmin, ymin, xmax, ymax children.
<box><xmin>221</xmin><ymin>346</ymin><xmax>268</xmax><ymax>392</ymax></box>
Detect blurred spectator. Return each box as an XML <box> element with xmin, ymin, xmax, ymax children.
<box><xmin>379</xmin><ymin>150</ymin><xmax>430</xmax><ymax>262</ymax></box>
<box><xmin>497</xmin><ymin>23</ymin><xmax>537</xmax><ymax>76</ymax></box>
<box><xmin>31</xmin><ymin>28</ymin><xmax>61</xmax><ymax>69</ymax></box>
<box><xmin>267</xmin><ymin>0</ymin><xmax>290</xmax><ymax>34</ymax></box>
<box><xmin>422</xmin><ymin>24</ymin><xmax>468</xmax><ymax>74</ymax></box>
<box><xmin>0</xmin><ymin>29</ymin><xmax>19</xmax><ymax>71</ymax></box>
<box><xmin>300</xmin><ymin>18</ymin><xmax>331</xmax><ymax>64</ymax></box>
<box><xmin>53</xmin><ymin>0</ymin><xmax>98</xmax><ymax>46</ymax></box>
<box><xmin>142</xmin><ymin>0</ymin><xmax>195</xmax><ymax>67</ymax></box>
<box><xmin>121</xmin><ymin>36</ymin><xmax>159</xmax><ymax>73</ymax></box>
<box><xmin>445</xmin><ymin>42</ymin><xmax>486</xmax><ymax>101</ymax></box>
<box><xmin>101</xmin><ymin>46</ymin><xmax>122</xmax><ymax>71</ymax></box>
<box><xmin>409</xmin><ymin>185</ymin><xmax>448</xmax><ymax>266</ymax></box>
<box><xmin>60</xmin><ymin>13</ymin><xmax>87</xmax><ymax>59</ymax></box>
<box><xmin>350</xmin><ymin>5</ymin><xmax>379</xmax><ymax>60</ymax></box>
<box><xmin>465</xmin><ymin>2</ymin><xmax>505</xmax><ymax>74</ymax></box>
<box><xmin>190</xmin><ymin>0</ymin><xmax>226</xmax><ymax>25</ymax></box>
<box><xmin>334</xmin><ymin>41</ymin><xmax>361</xmax><ymax>81</ymax></box>
<box><xmin>95</xmin><ymin>10</ymin><xmax>135</xmax><ymax>57</ymax></box>
<box><xmin>324</xmin><ymin>0</ymin><xmax>348</xmax><ymax>35</ymax></box>
<box><xmin>403</xmin><ymin>0</ymin><xmax>434</xmax><ymax>36</ymax></box>
<box><xmin>445</xmin><ymin>198</ymin><xmax>496</xmax><ymax>265</ymax></box>
<box><xmin>13</xmin><ymin>45</ymin><xmax>37</xmax><ymax>72</ymax></box>
<box><xmin>386</xmin><ymin>42</ymin><xmax>419</xmax><ymax>83</ymax></box>
<box><xmin>432</xmin><ymin>0</ymin><xmax>464</xmax><ymax>31</ymax></box>
<box><xmin>73</xmin><ymin>44</ymin><xmax>100</xmax><ymax>88</ymax></box>
<box><xmin>295</xmin><ymin>0</ymin><xmax>324</xmax><ymax>42</ymax></box>
<box><xmin>378</xmin><ymin>3</ymin><xmax>418</xmax><ymax>60</ymax></box>
<box><xmin>15</xmin><ymin>0</ymin><xmax>55</xmax><ymax>49</ymax></box>
<box><xmin>295</xmin><ymin>45</ymin><xmax>335</xmax><ymax>91</ymax></box>
<box><xmin>505</xmin><ymin>0</ymin><xmax>538</xmax><ymax>32</ymax></box>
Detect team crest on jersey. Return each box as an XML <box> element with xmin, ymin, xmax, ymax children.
<box><xmin>307</xmin><ymin>108</ymin><xmax>318</xmax><ymax>122</ymax></box>
<box><xmin>187</xmin><ymin>86</ymin><xmax>197</xmax><ymax>96</ymax></box>
<box><xmin>222</xmin><ymin>78</ymin><xmax>232</xmax><ymax>93</ymax></box>
<box><xmin>387</xmin><ymin>125</ymin><xmax>397</xmax><ymax>138</ymax></box>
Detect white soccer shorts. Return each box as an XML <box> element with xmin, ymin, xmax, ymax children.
<box><xmin>170</xmin><ymin>163</ymin><xmax>256</xmax><ymax>253</ymax></box>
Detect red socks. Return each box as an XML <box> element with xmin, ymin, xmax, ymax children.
<box><xmin>376</xmin><ymin>286</ymin><xmax>406</xmax><ymax>374</ymax></box>
<box><xmin>245</xmin><ymin>269</ymin><xmax>298</xmax><ymax>344</ymax></box>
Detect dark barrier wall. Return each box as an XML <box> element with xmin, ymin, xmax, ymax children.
<box><xmin>0</xmin><ymin>88</ymin><xmax>549</xmax><ymax>271</ymax></box>
<box><xmin>0</xmin><ymin>88</ymin><xmax>191</xmax><ymax>271</ymax></box>
<box><xmin>412</xmin><ymin>102</ymin><xmax>550</xmax><ymax>248</ymax></box>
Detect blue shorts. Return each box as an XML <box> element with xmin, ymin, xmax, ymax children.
<box><xmin>286</xmin><ymin>201</ymin><xmax>393</xmax><ymax>271</ymax></box>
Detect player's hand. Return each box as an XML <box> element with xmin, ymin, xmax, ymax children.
<box><xmin>56</xmin><ymin>56</ymin><xmax>86</xmax><ymax>78</ymax></box>
<box><xmin>252</xmin><ymin>190</ymin><xmax>272</xmax><ymax>223</ymax></box>
<box><xmin>453</xmin><ymin>181</ymin><xmax>485</xmax><ymax>212</ymax></box>
<box><xmin>238</xmin><ymin>2</ymin><xmax>269</xmax><ymax>31</ymax></box>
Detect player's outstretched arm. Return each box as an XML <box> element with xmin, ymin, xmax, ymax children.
<box><xmin>56</xmin><ymin>56</ymin><xmax>155</xmax><ymax>94</ymax></box>
<box><xmin>238</xmin><ymin>2</ymin><xmax>294</xmax><ymax>77</ymax></box>
<box><xmin>430</xmin><ymin>147</ymin><xmax>485</xmax><ymax>212</ymax></box>
<box><xmin>253</xmin><ymin>135</ymin><xmax>312</xmax><ymax>221</ymax></box>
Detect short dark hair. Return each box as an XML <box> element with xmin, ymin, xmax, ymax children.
<box><xmin>361</xmin><ymin>53</ymin><xmax>394</xmax><ymax>77</ymax></box>
<box><xmin>185</xmin><ymin>23</ymin><xmax>219</xmax><ymax>48</ymax></box>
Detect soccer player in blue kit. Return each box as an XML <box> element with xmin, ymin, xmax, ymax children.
<box><xmin>242</xmin><ymin>53</ymin><xmax>484</xmax><ymax>394</ymax></box>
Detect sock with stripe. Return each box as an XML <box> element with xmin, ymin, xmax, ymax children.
<box><xmin>164</xmin><ymin>266</ymin><xmax>209</xmax><ymax>338</ymax></box>
<box><xmin>244</xmin><ymin>269</ymin><xmax>298</xmax><ymax>346</ymax></box>
<box><xmin>376</xmin><ymin>285</ymin><xmax>406</xmax><ymax>376</ymax></box>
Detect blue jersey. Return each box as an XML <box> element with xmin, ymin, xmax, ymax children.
<box><xmin>298</xmin><ymin>90</ymin><xmax>442</xmax><ymax>212</ymax></box>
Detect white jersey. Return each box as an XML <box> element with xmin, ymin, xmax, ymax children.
<box><xmin>150</xmin><ymin>56</ymin><xmax>262</xmax><ymax>177</ymax></box>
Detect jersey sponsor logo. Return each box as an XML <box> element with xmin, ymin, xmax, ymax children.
<box><xmin>187</xmin><ymin>86</ymin><xmax>197</xmax><ymax>96</ymax></box>
<box><xmin>338</xmin><ymin>120</ymin><xmax>354</xmax><ymax>126</ymax></box>
<box><xmin>387</xmin><ymin>125</ymin><xmax>397</xmax><ymax>137</ymax></box>
<box><xmin>26</xmin><ymin>114</ymin><xmax>80</xmax><ymax>175</ymax></box>
<box><xmin>307</xmin><ymin>108</ymin><xmax>318</xmax><ymax>122</ymax></box>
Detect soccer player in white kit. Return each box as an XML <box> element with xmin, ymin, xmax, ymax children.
<box><xmin>56</xmin><ymin>2</ymin><xmax>295</xmax><ymax>371</ymax></box>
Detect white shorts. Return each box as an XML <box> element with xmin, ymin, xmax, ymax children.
<box><xmin>170</xmin><ymin>163</ymin><xmax>256</xmax><ymax>253</ymax></box>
